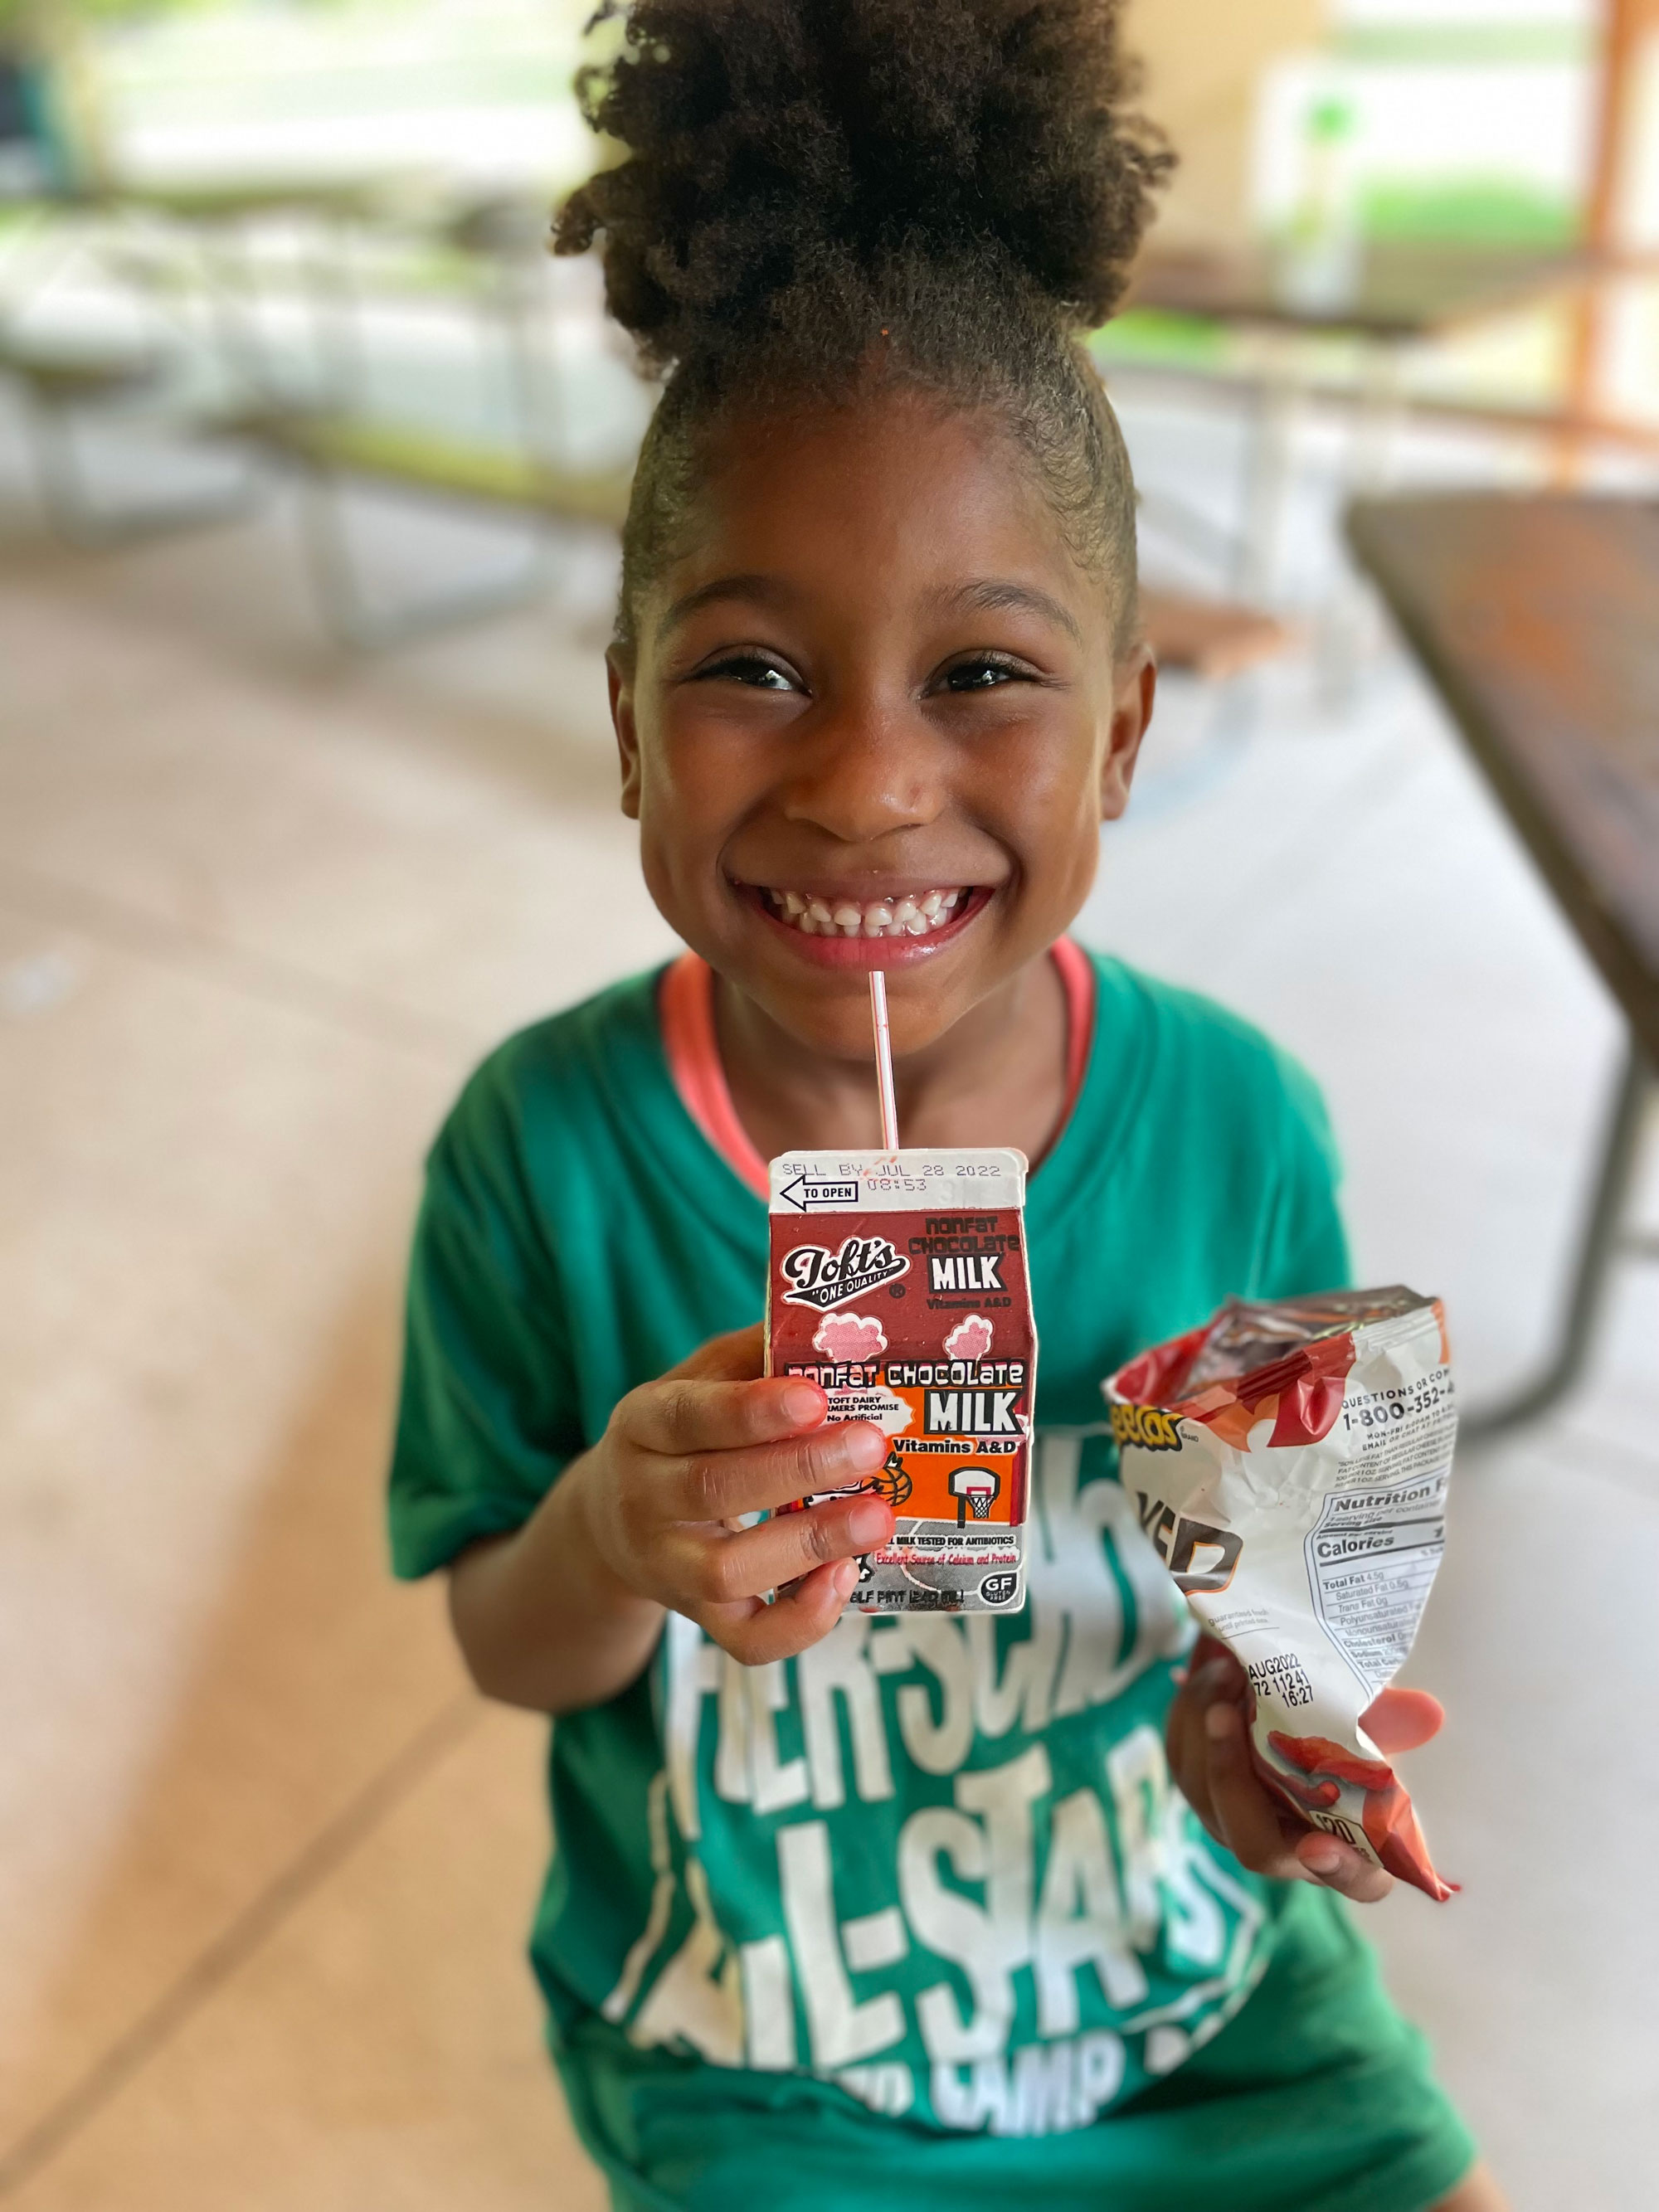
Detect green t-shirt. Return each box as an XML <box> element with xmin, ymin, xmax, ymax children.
<box><xmin>388</xmin><ymin>955</ymin><xmax>1472</xmax><ymax>2210</ymax></box>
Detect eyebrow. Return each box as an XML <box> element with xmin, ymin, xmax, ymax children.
<box><xmin>656</xmin><ymin>570</ymin><xmax>1086</xmax><ymax>648</ymax></box>
<box><xmin>657</xmin><ymin>573</ymin><xmax>798</xmax><ymax>639</ymax></box>
<box><xmin>939</xmin><ymin>577</ymin><xmax>1084</xmax><ymax>645</ymax></box>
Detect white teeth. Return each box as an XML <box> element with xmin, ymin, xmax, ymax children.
<box><xmin>762</xmin><ymin>887</ymin><xmax>974</xmax><ymax>941</ymax></box>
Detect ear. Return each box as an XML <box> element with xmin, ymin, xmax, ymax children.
<box><xmin>1100</xmin><ymin>642</ymin><xmax>1155</xmax><ymax>823</ymax></box>
<box><xmin>607</xmin><ymin>645</ymin><xmax>642</xmax><ymax>821</ymax></box>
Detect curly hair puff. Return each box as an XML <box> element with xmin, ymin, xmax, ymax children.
<box><xmin>554</xmin><ymin>0</ymin><xmax>1172</xmax><ymax>647</ymax></box>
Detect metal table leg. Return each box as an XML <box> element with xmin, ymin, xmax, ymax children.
<box><xmin>291</xmin><ymin>464</ymin><xmax>557</xmax><ymax>652</ymax></box>
<box><xmin>23</xmin><ymin>389</ymin><xmax>259</xmax><ymax>547</ymax></box>
<box><xmin>1462</xmin><ymin>1035</ymin><xmax>1654</xmax><ymax>1442</ymax></box>
<box><xmin>1233</xmin><ymin>340</ymin><xmax>1302</xmax><ymax>602</ymax></box>
<box><xmin>1319</xmin><ymin>338</ymin><xmax>1408</xmax><ymax>701</ymax></box>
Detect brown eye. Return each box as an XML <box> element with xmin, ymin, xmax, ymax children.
<box><xmin>696</xmin><ymin>654</ymin><xmax>797</xmax><ymax>691</ymax></box>
<box><xmin>941</xmin><ymin>655</ymin><xmax>1025</xmax><ymax>693</ymax></box>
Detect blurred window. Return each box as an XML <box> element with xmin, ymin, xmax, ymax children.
<box><xmin>1257</xmin><ymin>4</ymin><xmax>1599</xmax><ymax>250</ymax></box>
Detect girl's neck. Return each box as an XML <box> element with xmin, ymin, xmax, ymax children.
<box><xmin>712</xmin><ymin>953</ymin><xmax>1070</xmax><ymax>1164</ymax></box>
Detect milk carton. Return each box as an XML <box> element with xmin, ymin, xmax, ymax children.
<box><xmin>766</xmin><ymin>1147</ymin><xmax>1035</xmax><ymax>1614</ymax></box>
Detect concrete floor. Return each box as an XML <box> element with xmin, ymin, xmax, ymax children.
<box><xmin>2</xmin><ymin>386</ymin><xmax>1655</xmax><ymax>2211</ymax></box>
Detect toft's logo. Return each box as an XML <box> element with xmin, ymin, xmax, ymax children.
<box><xmin>781</xmin><ymin>1234</ymin><xmax>910</xmax><ymax>1311</ymax></box>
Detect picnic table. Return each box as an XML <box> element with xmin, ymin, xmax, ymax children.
<box><xmin>1126</xmin><ymin>241</ymin><xmax>1591</xmax><ymax>343</ymax></box>
<box><xmin>1345</xmin><ymin>492</ymin><xmax>1658</xmax><ymax>1439</ymax></box>
<box><xmin>1117</xmin><ymin>242</ymin><xmax>1592</xmax><ymax>600</ymax></box>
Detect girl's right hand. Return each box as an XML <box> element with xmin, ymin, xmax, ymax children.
<box><xmin>572</xmin><ymin>1321</ymin><xmax>895</xmax><ymax>1665</ymax></box>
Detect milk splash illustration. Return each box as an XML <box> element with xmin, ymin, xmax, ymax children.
<box><xmin>943</xmin><ymin>1315</ymin><xmax>994</xmax><ymax>1362</ymax></box>
<box><xmin>813</xmin><ymin>1311</ymin><xmax>888</xmax><ymax>1363</ymax></box>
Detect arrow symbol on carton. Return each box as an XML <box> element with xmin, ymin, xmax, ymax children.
<box><xmin>778</xmin><ymin>1177</ymin><xmax>860</xmax><ymax>1211</ymax></box>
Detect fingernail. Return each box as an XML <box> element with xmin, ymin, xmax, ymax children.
<box><xmin>833</xmin><ymin>1425</ymin><xmax>888</xmax><ymax>1472</ymax></box>
<box><xmin>1302</xmin><ymin>1843</ymin><xmax>1343</xmax><ymax>1876</ymax></box>
<box><xmin>847</xmin><ymin>1499</ymin><xmax>891</xmax><ymax>1548</ymax></box>
<box><xmin>782</xmin><ymin>1383</ymin><xmax>825</xmax><ymax>1427</ymax></box>
<box><xmin>831</xmin><ymin>1560</ymin><xmax>859</xmax><ymax>1598</ymax></box>
<box><xmin>1204</xmin><ymin>1702</ymin><xmax>1236</xmax><ymax>1743</ymax></box>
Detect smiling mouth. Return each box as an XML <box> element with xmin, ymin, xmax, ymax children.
<box><xmin>758</xmin><ymin>887</ymin><xmax>975</xmax><ymax>940</ymax></box>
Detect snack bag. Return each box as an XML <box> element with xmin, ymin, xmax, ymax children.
<box><xmin>1105</xmin><ymin>1288</ymin><xmax>1457</xmax><ymax>1900</ymax></box>
<box><xmin>766</xmin><ymin>1147</ymin><xmax>1034</xmax><ymax>1613</ymax></box>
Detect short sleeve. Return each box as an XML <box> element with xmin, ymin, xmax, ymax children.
<box><xmin>1253</xmin><ymin>1052</ymin><xmax>1352</xmax><ymax>1301</ymax></box>
<box><xmin>387</xmin><ymin>1086</ymin><xmax>585</xmax><ymax>1581</ymax></box>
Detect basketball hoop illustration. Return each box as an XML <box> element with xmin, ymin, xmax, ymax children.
<box><xmin>949</xmin><ymin>1465</ymin><xmax>1001</xmax><ymax>1527</ymax></box>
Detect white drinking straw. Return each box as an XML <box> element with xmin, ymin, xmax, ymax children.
<box><xmin>869</xmin><ymin>969</ymin><xmax>900</xmax><ymax>1153</ymax></box>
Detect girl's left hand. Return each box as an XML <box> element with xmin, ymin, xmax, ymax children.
<box><xmin>1165</xmin><ymin>1637</ymin><xmax>1444</xmax><ymax>1906</ymax></box>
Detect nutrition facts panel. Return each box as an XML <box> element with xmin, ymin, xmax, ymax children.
<box><xmin>1304</xmin><ymin>1469</ymin><xmax>1450</xmax><ymax>1694</ymax></box>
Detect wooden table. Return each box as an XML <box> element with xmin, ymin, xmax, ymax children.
<box><xmin>1126</xmin><ymin>241</ymin><xmax>1590</xmax><ymax>342</ymax></box>
<box><xmin>85</xmin><ymin>177</ymin><xmax>412</xmax><ymax>225</ymax></box>
<box><xmin>1346</xmin><ymin>492</ymin><xmax>1658</xmax><ymax>1437</ymax></box>
<box><xmin>1115</xmin><ymin>244</ymin><xmax>1593</xmax><ymax>603</ymax></box>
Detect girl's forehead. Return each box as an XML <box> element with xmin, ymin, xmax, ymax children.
<box><xmin>651</xmin><ymin>388</ymin><xmax>1102</xmax><ymax>631</ymax></box>
<box><xmin>703</xmin><ymin>387</ymin><xmax>1053</xmax><ymax>530</ymax></box>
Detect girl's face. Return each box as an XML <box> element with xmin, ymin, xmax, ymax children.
<box><xmin>610</xmin><ymin>386</ymin><xmax>1154</xmax><ymax>1062</ymax></box>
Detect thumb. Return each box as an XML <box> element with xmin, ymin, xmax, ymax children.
<box><xmin>1362</xmin><ymin>1685</ymin><xmax>1444</xmax><ymax>1755</ymax></box>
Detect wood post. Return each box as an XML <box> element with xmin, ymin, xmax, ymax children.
<box><xmin>1559</xmin><ymin>0</ymin><xmax>1659</xmax><ymax>471</ymax></box>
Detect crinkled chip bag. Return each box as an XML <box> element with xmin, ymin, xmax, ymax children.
<box><xmin>1105</xmin><ymin>1288</ymin><xmax>1458</xmax><ymax>1901</ymax></box>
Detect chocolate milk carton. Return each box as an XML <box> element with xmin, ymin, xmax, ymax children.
<box><xmin>766</xmin><ymin>1147</ymin><xmax>1035</xmax><ymax>1614</ymax></box>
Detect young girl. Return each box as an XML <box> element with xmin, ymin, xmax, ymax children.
<box><xmin>389</xmin><ymin>4</ymin><xmax>1500</xmax><ymax>2206</ymax></box>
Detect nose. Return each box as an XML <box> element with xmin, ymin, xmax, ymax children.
<box><xmin>778</xmin><ymin>694</ymin><xmax>947</xmax><ymax>847</ymax></box>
